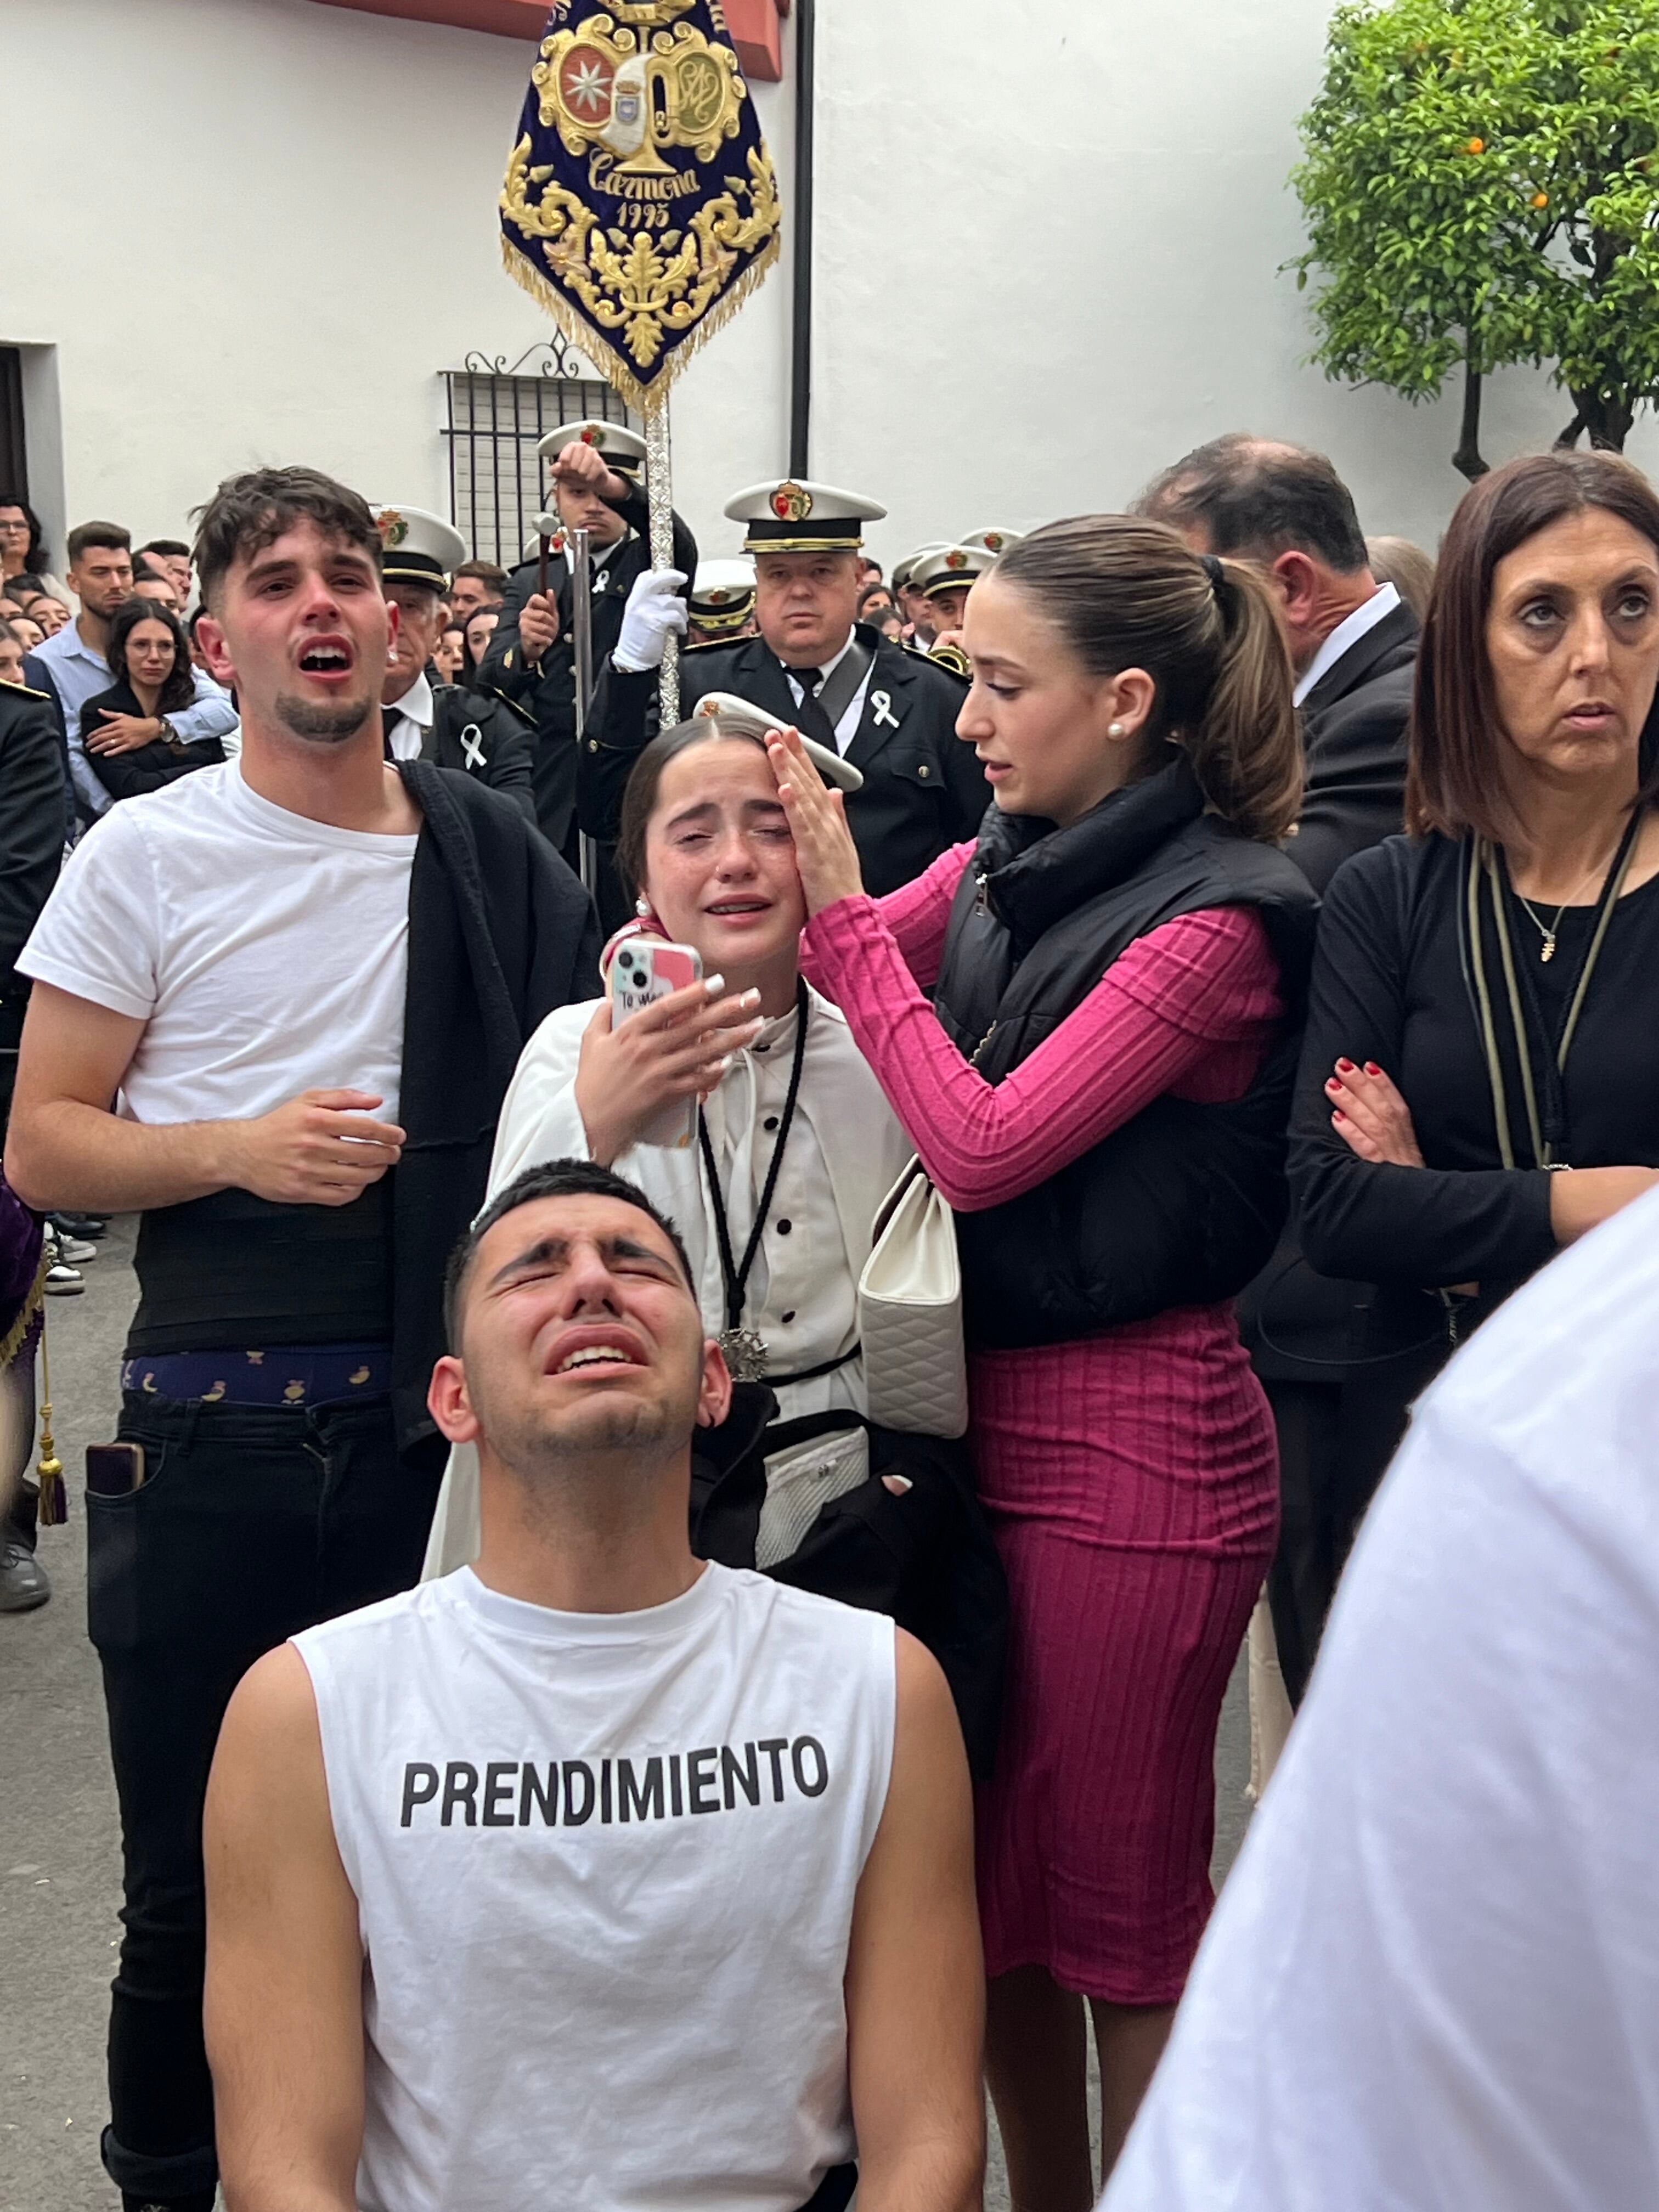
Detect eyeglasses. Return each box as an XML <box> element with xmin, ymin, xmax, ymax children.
<box><xmin>0</xmin><ymin>521</ymin><xmax>30</xmax><ymax>537</ymax></box>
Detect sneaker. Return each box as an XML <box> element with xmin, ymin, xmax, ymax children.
<box><xmin>44</xmin><ymin>1263</ymin><xmax>83</xmax><ymax>1296</ymax></box>
<box><xmin>0</xmin><ymin>1539</ymin><xmax>50</xmax><ymax>1611</ymax></box>
<box><xmin>55</xmin><ymin>1236</ymin><xmax>97</xmax><ymax>1264</ymax></box>
<box><xmin>53</xmin><ymin>1212</ymin><xmax>108</xmax><ymax>1238</ymax></box>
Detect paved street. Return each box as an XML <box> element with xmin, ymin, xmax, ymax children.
<box><xmin>1</xmin><ymin>1223</ymin><xmax>1254</xmax><ymax>2210</ymax></box>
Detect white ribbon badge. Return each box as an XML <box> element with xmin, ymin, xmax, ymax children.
<box><xmin>461</xmin><ymin>725</ymin><xmax>487</xmax><ymax>771</ymax></box>
<box><xmin>871</xmin><ymin>690</ymin><xmax>898</xmax><ymax>730</ymax></box>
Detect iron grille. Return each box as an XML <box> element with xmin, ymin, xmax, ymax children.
<box><xmin>442</xmin><ymin>340</ymin><xmax>636</xmax><ymax>570</ymax></box>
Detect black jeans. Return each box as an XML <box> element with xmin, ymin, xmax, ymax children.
<box><xmin>90</xmin><ymin>1391</ymin><xmax>440</xmax><ymax>2202</ymax></box>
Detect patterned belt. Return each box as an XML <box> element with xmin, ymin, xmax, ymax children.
<box><xmin>119</xmin><ymin>1342</ymin><xmax>393</xmax><ymax>1408</ymax></box>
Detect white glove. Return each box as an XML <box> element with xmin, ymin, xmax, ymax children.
<box><xmin>613</xmin><ymin>568</ymin><xmax>689</xmax><ymax>673</ymax></box>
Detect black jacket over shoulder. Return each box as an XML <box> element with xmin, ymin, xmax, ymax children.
<box><xmin>932</xmin><ymin>758</ymin><xmax>1319</xmax><ymax>1351</ymax></box>
<box><xmin>689</xmin><ymin>1388</ymin><xmax>1008</xmax><ymax>1778</ymax></box>
<box><xmin>128</xmin><ymin>766</ymin><xmax>600</xmax><ymax>1469</ymax></box>
<box><xmin>81</xmin><ymin>681</ymin><xmax>223</xmax><ymax>804</ymax></box>
<box><xmin>1292</xmin><ymin>599</ymin><xmax>1418</xmax><ymax>895</ymax></box>
<box><xmin>582</xmin><ymin>624</ymin><xmax>990</xmax><ymax>898</ymax></box>
<box><xmin>482</xmin><ymin>480</ymin><xmax>698</xmax><ymax>859</ymax></box>
<box><xmin>0</xmin><ymin>684</ymin><xmax>67</xmax><ymax>985</ymax></box>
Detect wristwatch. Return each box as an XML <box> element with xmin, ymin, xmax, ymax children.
<box><xmin>156</xmin><ymin>718</ymin><xmax>183</xmax><ymax>750</ymax></box>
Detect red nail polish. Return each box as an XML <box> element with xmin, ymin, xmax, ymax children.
<box><xmin>1364</xmin><ymin>1062</ymin><xmax>1382</xmax><ymax>1076</ymax></box>
<box><xmin>1333</xmin><ymin>1110</ymin><xmax>1346</xmax><ymax>1123</ymax></box>
<box><xmin>1325</xmin><ymin>1078</ymin><xmax>1340</xmax><ymax>1092</ymax></box>
<box><xmin>1336</xmin><ymin>1058</ymin><xmax>1356</xmax><ymax>1073</ymax></box>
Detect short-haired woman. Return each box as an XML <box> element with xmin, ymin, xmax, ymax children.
<box><xmin>80</xmin><ymin>599</ymin><xmax>223</xmax><ymax>803</ymax></box>
<box><xmin>772</xmin><ymin>516</ymin><xmax>1319</xmax><ymax>2196</ymax></box>
<box><xmin>0</xmin><ymin>496</ymin><xmax>67</xmax><ymax>602</ymax></box>
<box><xmin>1292</xmin><ymin>450</ymin><xmax>1659</xmax><ymax>1524</ymax></box>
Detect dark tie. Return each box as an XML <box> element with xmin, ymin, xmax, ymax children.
<box><xmin>785</xmin><ymin>664</ymin><xmax>840</xmax><ymax>752</ymax></box>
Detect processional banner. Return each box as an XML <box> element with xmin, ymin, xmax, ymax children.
<box><xmin>500</xmin><ymin>0</ymin><xmax>782</xmax><ymax>411</ymax></box>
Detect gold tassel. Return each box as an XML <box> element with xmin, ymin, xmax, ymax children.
<box><xmin>34</xmin><ymin>1266</ymin><xmax>64</xmax><ymax>1528</ymax></box>
<box><xmin>498</xmin><ymin>230</ymin><xmax>782</xmax><ymax>419</ymax></box>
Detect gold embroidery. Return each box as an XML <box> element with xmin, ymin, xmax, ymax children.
<box><xmin>202</xmin><ymin>1383</ymin><xmax>226</xmax><ymax>1403</ymax></box>
<box><xmin>246</xmin><ymin>1350</ymin><xmax>265</xmax><ymax>1366</ymax></box>
<box><xmin>284</xmin><ymin>1381</ymin><xmax>306</xmax><ymax>1403</ymax></box>
<box><xmin>349</xmin><ymin>1365</ymin><xmax>371</xmax><ymax>1387</ymax></box>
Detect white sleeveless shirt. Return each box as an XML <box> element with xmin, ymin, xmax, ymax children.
<box><xmin>292</xmin><ymin>1562</ymin><xmax>896</xmax><ymax>2212</ymax></box>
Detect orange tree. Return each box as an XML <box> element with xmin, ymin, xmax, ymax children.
<box><xmin>1292</xmin><ymin>0</ymin><xmax>1659</xmax><ymax>479</ymax></box>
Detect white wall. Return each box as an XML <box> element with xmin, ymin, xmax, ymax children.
<box><xmin>0</xmin><ymin>0</ymin><xmax>792</xmax><ymax>560</ymax></box>
<box><xmin>4</xmin><ymin>0</ymin><xmax>1655</xmax><ymax>579</ymax></box>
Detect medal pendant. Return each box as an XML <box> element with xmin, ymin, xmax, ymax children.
<box><xmin>718</xmin><ymin>1326</ymin><xmax>769</xmax><ymax>1382</ymax></box>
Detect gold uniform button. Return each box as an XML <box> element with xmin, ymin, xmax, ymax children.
<box><xmin>918</xmin><ymin>764</ymin><xmax>930</xmax><ymax>778</ymax></box>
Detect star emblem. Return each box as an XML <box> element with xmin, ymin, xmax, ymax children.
<box><xmin>561</xmin><ymin>50</ymin><xmax>614</xmax><ymax>119</ymax></box>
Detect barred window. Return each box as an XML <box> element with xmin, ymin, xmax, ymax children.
<box><xmin>441</xmin><ymin>342</ymin><xmax>637</xmax><ymax>570</ymax></box>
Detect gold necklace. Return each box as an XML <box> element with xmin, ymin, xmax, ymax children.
<box><xmin>1513</xmin><ymin>842</ymin><xmax>1622</xmax><ymax>963</ymax></box>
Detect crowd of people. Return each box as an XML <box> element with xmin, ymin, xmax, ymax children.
<box><xmin>2</xmin><ymin>421</ymin><xmax>1657</xmax><ymax>2212</ymax></box>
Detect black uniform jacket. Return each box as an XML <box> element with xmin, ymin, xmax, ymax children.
<box><xmin>0</xmin><ymin>683</ymin><xmax>67</xmax><ymax>986</ymax></box>
<box><xmin>415</xmin><ymin>678</ymin><xmax>539</xmax><ymax>828</ymax></box>
<box><xmin>581</xmin><ymin>624</ymin><xmax>990</xmax><ymax>898</ymax></box>
<box><xmin>1243</xmin><ymin>596</ymin><xmax>1419</xmax><ymax>1381</ymax></box>
<box><xmin>481</xmin><ymin>478</ymin><xmax>698</xmax><ymax>859</ymax></box>
<box><xmin>1293</xmin><ymin>598</ymin><xmax>1419</xmax><ymax>896</ymax></box>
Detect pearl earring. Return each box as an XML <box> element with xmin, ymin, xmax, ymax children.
<box><xmin>635</xmin><ymin>896</ymin><xmax>653</xmax><ymax>919</ymax></box>
<box><xmin>1108</xmin><ymin>721</ymin><xmax>1125</xmax><ymax>738</ymax></box>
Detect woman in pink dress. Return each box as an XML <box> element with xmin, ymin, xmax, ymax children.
<box><xmin>771</xmin><ymin>515</ymin><xmax>1317</xmax><ymax>2205</ymax></box>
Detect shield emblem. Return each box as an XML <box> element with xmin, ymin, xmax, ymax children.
<box><xmin>559</xmin><ymin>45</ymin><xmax>615</xmax><ymax>125</ymax></box>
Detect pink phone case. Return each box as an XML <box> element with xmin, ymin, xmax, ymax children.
<box><xmin>610</xmin><ymin>939</ymin><xmax>705</xmax><ymax>1149</ymax></box>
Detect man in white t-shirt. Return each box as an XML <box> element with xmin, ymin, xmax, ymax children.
<box><xmin>1103</xmin><ymin>1184</ymin><xmax>1659</xmax><ymax>2212</ymax></box>
<box><xmin>5</xmin><ymin>466</ymin><xmax>599</xmax><ymax>2212</ymax></box>
<box><xmin>204</xmin><ymin>1160</ymin><xmax>985</xmax><ymax>2212</ymax></box>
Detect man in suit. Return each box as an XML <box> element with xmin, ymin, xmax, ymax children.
<box><xmin>1137</xmin><ymin>434</ymin><xmax>1421</xmax><ymax>1703</ymax></box>
<box><xmin>370</xmin><ymin>503</ymin><xmax>537</xmax><ymax>826</ymax></box>
<box><xmin>580</xmin><ymin>479</ymin><xmax>988</xmax><ymax>917</ymax></box>
<box><xmin>479</xmin><ymin>420</ymin><xmax>697</xmax><ymax>865</ymax></box>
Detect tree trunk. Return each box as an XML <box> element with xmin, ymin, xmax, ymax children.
<box><xmin>1571</xmin><ymin>389</ymin><xmax>1637</xmax><ymax>452</ymax></box>
<box><xmin>1453</xmin><ymin>356</ymin><xmax>1488</xmax><ymax>482</ymax></box>
<box><xmin>1554</xmin><ymin>410</ymin><xmax>1585</xmax><ymax>450</ymax></box>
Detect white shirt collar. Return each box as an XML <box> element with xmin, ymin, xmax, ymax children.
<box><xmin>1294</xmin><ymin>583</ymin><xmax>1401</xmax><ymax>707</ymax></box>
<box><xmin>386</xmin><ymin>667</ymin><xmax>434</xmax><ymax>730</ymax></box>
<box><xmin>783</xmin><ymin>629</ymin><xmax>857</xmax><ymax>687</ymax></box>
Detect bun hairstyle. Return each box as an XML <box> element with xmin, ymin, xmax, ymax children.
<box><xmin>995</xmin><ymin>515</ymin><xmax>1303</xmax><ymax>842</ymax></box>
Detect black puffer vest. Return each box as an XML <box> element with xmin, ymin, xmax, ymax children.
<box><xmin>932</xmin><ymin>757</ymin><xmax>1319</xmax><ymax>1350</ymax></box>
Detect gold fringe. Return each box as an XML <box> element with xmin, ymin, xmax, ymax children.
<box><xmin>0</xmin><ymin>1244</ymin><xmax>47</xmax><ymax>1372</ymax></box>
<box><xmin>499</xmin><ymin>229</ymin><xmax>781</xmax><ymax>416</ymax></box>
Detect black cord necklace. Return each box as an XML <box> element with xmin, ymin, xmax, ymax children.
<box><xmin>697</xmin><ymin>977</ymin><xmax>810</xmax><ymax>1382</ymax></box>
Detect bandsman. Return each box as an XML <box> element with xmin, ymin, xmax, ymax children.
<box><xmin>370</xmin><ymin>505</ymin><xmax>537</xmax><ymax>825</ymax></box>
<box><xmin>580</xmin><ymin>481</ymin><xmax>989</xmax><ymax>909</ymax></box>
<box><xmin>687</xmin><ymin>558</ymin><xmax>757</xmax><ymax>646</ymax></box>
<box><xmin>481</xmin><ymin>420</ymin><xmax>697</xmax><ymax>865</ymax></box>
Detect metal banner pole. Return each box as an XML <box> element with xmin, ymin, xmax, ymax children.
<box><xmin>644</xmin><ymin>391</ymin><xmax>679</xmax><ymax>727</ymax></box>
<box><xmin>571</xmin><ymin>523</ymin><xmax>599</xmax><ymax>895</ymax></box>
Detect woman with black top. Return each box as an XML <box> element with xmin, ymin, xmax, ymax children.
<box><xmin>81</xmin><ymin>598</ymin><xmax>223</xmax><ymax>803</ymax></box>
<box><xmin>1290</xmin><ymin>451</ymin><xmax>1659</xmax><ymax>1534</ymax></box>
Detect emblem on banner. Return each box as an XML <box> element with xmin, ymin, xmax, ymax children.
<box><xmin>500</xmin><ymin>0</ymin><xmax>781</xmax><ymax>410</ymax></box>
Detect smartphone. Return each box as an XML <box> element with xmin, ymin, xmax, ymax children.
<box><xmin>610</xmin><ymin>937</ymin><xmax>704</xmax><ymax>1150</ymax></box>
<box><xmin>87</xmin><ymin>1442</ymin><xmax>146</xmax><ymax>1498</ymax></box>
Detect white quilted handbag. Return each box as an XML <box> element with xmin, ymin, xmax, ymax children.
<box><xmin>857</xmin><ymin>1157</ymin><xmax>969</xmax><ymax>1439</ymax></box>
